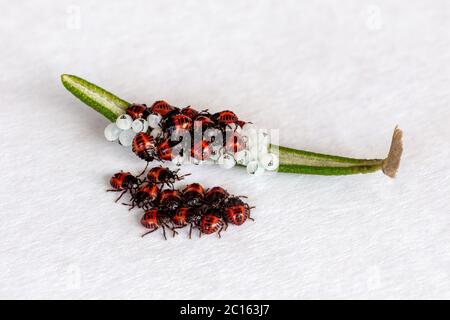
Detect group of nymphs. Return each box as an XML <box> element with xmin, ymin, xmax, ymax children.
<box><xmin>108</xmin><ymin>166</ymin><xmax>254</xmax><ymax>239</ymax></box>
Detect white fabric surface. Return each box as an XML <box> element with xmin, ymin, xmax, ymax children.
<box><xmin>0</xmin><ymin>0</ymin><xmax>449</xmax><ymax>299</ymax></box>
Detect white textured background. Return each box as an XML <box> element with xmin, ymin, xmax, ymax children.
<box><xmin>0</xmin><ymin>0</ymin><xmax>449</xmax><ymax>299</ymax></box>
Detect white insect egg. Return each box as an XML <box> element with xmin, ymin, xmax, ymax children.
<box><xmin>246</xmin><ymin>160</ymin><xmax>265</xmax><ymax>176</ymax></box>
<box><xmin>118</xmin><ymin>129</ymin><xmax>135</xmax><ymax>147</ymax></box>
<box><xmin>234</xmin><ymin>149</ymin><xmax>251</xmax><ymax>165</ymax></box>
<box><xmin>147</xmin><ymin>114</ymin><xmax>162</xmax><ymax>128</ymax></box>
<box><xmin>131</xmin><ymin>118</ymin><xmax>149</xmax><ymax>133</ymax></box>
<box><xmin>240</xmin><ymin>134</ymin><xmax>248</xmax><ymax>144</ymax></box>
<box><xmin>260</xmin><ymin>153</ymin><xmax>279</xmax><ymax>171</ymax></box>
<box><xmin>208</xmin><ymin>145</ymin><xmax>223</xmax><ymax>161</ymax></box>
<box><xmin>115</xmin><ymin>114</ymin><xmax>133</xmax><ymax>130</ymax></box>
<box><xmin>150</xmin><ymin>127</ymin><xmax>163</xmax><ymax>139</ymax></box>
<box><xmin>218</xmin><ymin>153</ymin><xmax>236</xmax><ymax>169</ymax></box>
<box><xmin>104</xmin><ymin>123</ymin><xmax>122</xmax><ymax>142</ymax></box>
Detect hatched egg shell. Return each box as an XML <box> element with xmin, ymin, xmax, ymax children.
<box><xmin>247</xmin><ymin>160</ymin><xmax>265</xmax><ymax>176</ymax></box>
<box><xmin>209</xmin><ymin>146</ymin><xmax>223</xmax><ymax>161</ymax></box>
<box><xmin>234</xmin><ymin>149</ymin><xmax>251</xmax><ymax>165</ymax></box>
<box><xmin>104</xmin><ymin>123</ymin><xmax>122</xmax><ymax>142</ymax></box>
<box><xmin>131</xmin><ymin>119</ymin><xmax>149</xmax><ymax>133</ymax></box>
<box><xmin>260</xmin><ymin>153</ymin><xmax>279</xmax><ymax>171</ymax></box>
<box><xmin>218</xmin><ymin>153</ymin><xmax>236</xmax><ymax>169</ymax></box>
<box><xmin>147</xmin><ymin>114</ymin><xmax>162</xmax><ymax>128</ymax></box>
<box><xmin>118</xmin><ymin>129</ymin><xmax>136</xmax><ymax>147</ymax></box>
<box><xmin>116</xmin><ymin>114</ymin><xmax>133</xmax><ymax>130</ymax></box>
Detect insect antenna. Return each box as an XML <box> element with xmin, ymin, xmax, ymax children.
<box><xmin>179</xmin><ymin>173</ymin><xmax>191</xmax><ymax>180</ymax></box>
<box><xmin>136</xmin><ymin>162</ymin><xmax>149</xmax><ymax>177</ymax></box>
<box><xmin>121</xmin><ymin>202</ymin><xmax>136</xmax><ymax>211</ymax></box>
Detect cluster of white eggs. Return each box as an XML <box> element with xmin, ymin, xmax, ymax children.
<box><xmin>104</xmin><ymin>113</ymin><xmax>162</xmax><ymax>146</ymax></box>
<box><xmin>213</xmin><ymin>124</ymin><xmax>279</xmax><ymax>175</ymax></box>
<box><xmin>103</xmin><ymin>113</ymin><xmax>279</xmax><ymax>175</ymax></box>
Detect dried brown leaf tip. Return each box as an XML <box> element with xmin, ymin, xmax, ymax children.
<box><xmin>382</xmin><ymin>126</ymin><xmax>403</xmax><ymax>178</ymax></box>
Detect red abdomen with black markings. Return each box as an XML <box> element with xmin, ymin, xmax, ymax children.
<box><xmin>213</xmin><ymin>110</ymin><xmax>238</xmax><ymax>125</ymax></box>
<box><xmin>182</xmin><ymin>183</ymin><xmax>205</xmax><ymax>206</ymax></box>
<box><xmin>147</xmin><ymin>166</ymin><xmax>169</xmax><ymax>184</ymax></box>
<box><xmin>169</xmin><ymin>114</ymin><xmax>193</xmax><ymax>131</ymax></box>
<box><xmin>157</xmin><ymin>139</ymin><xmax>174</xmax><ymax>161</ymax></box>
<box><xmin>135</xmin><ymin>182</ymin><xmax>159</xmax><ymax>204</ymax></box>
<box><xmin>225</xmin><ymin>205</ymin><xmax>248</xmax><ymax>225</ymax></box>
<box><xmin>171</xmin><ymin>207</ymin><xmax>191</xmax><ymax>226</ymax></box>
<box><xmin>150</xmin><ymin>100</ymin><xmax>175</xmax><ymax>116</ymax></box>
<box><xmin>180</xmin><ymin>106</ymin><xmax>199</xmax><ymax>119</ymax></box>
<box><xmin>200</xmin><ymin>212</ymin><xmax>224</xmax><ymax>234</ymax></box>
<box><xmin>159</xmin><ymin>189</ymin><xmax>182</xmax><ymax>210</ymax></box>
<box><xmin>205</xmin><ymin>186</ymin><xmax>229</xmax><ymax>206</ymax></box>
<box><xmin>110</xmin><ymin>172</ymin><xmax>136</xmax><ymax>190</ymax></box>
<box><xmin>141</xmin><ymin>209</ymin><xmax>160</xmax><ymax>230</ymax></box>
<box><xmin>126</xmin><ymin>104</ymin><xmax>148</xmax><ymax>120</ymax></box>
<box><xmin>193</xmin><ymin>114</ymin><xmax>215</xmax><ymax>129</ymax></box>
<box><xmin>132</xmin><ymin>132</ymin><xmax>156</xmax><ymax>161</ymax></box>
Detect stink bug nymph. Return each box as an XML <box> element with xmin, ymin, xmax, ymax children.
<box><xmin>107</xmin><ymin>172</ymin><xmax>139</xmax><ymax>202</ymax></box>
<box><xmin>147</xmin><ymin>166</ymin><xmax>190</xmax><ymax>188</ymax></box>
<box><xmin>125</xmin><ymin>182</ymin><xmax>159</xmax><ymax>210</ymax></box>
<box><xmin>132</xmin><ymin>132</ymin><xmax>158</xmax><ymax>162</ymax></box>
<box><xmin>223</xmin><ymin>197</ymin><xmax>254</xmax><ymax>225</ymax></box>
<box><xmin>140</xmin><ymin>209</ymin><xmax>175</xmax><ymax>240</ymax></box>
<box><xmin>182</xmin><ymin>183</ymin><xmax>205</xmax><ymax>207</ymax></box>
<box><xmin>199</xmin><ymin>209</ymin><xmax>225</xmax><ymax>237</ymax></box>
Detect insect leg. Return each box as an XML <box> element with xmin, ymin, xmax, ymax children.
<box><xmin>115</xmin><ymin>190</ymin><xmax>127</xmax><ymax>203</ymax></box>
<box><xmin>121</xmin><ymin>201</ymin><xmax>135</xmax><ymax>211</ymax></box>
<box><xmin>217</xmin><ymin>225</ymin><xmax>224</xmax><ymax>238</ymax></box>
<box><xmin>166</xmin><ymin>223</ymin><xmax>180</xmax><ymax>237</ymax></box>
<box><xmin>189</xmin><ymin>223</ymin><xmax>193</xmax><ymax>239</ymax></box>
<box><xmin>247</xmin><ymin>205</ymin><xmax>255</xmax><ymax>221</ymax></box>
<box><xmin>161</xmin><ymin>225</ymin><xmax>167</xmax><ymax>240</ymax></box>
<box><xmin>141</xmin><ymin>228</ymin><xmax>157</xmax><ymax>238</ymax></box>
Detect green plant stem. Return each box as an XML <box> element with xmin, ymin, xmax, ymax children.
<box><xmin>271</xmin><ymin>145</ymin><xmax>383</xmax><ymax>175</ymax></box>
<box><xmin>61</xmin><ymin>74</ymin><xmax>402</xmax><ymax>177</ymax></box>
<box><xmin>61</xmin><ymin>74</ymin><xmax>129</xmax><ymax>122</ymax></box>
